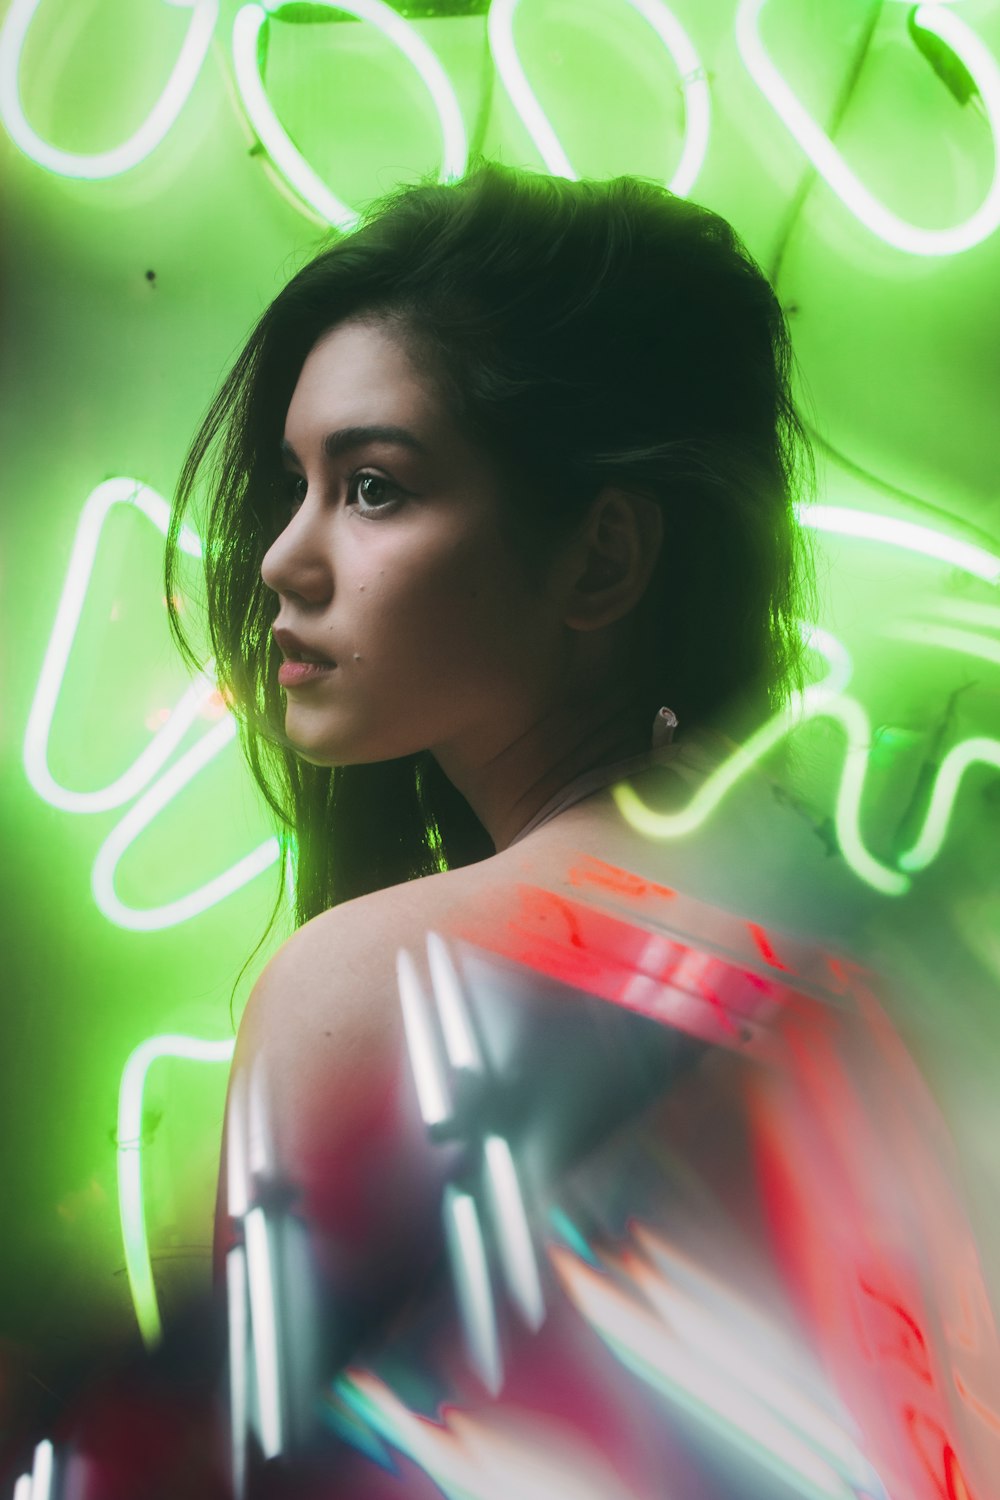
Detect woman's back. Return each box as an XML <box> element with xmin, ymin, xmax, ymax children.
<box><xmin>212</xmin><ymin>738</ymin><xmax>1000</xmax><ymax>1498</ymax></box>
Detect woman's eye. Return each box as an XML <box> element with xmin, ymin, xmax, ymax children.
<box><xmin>348</xmin><ymin>471</ymin><xmax>403</xmax><ymax>514</ymax></box>
<box><xmin>281</xmin><ymin>473</ymin><xmax>307</xmax><ymax>514</ymax></box>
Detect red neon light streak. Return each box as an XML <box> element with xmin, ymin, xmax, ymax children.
<box><xmin>857</xmin><ymin>1278</ymin><xmax>933</xmax><ymax>1384</ymax></box>
<box><xmin>905</xmin><ymin>1408</ymin><xmax>976</xmax><ymax>1500</ymax></box>
<box><xmin>567</xmin><ymin>855</ymin><xmax>677</xmax><ymax>906</ymax></box>
<box><xmin>745</xmin><ymin>921</ymin><xmax>793</xmax><ymax>972</ymax></box>
<box><xmin>952</xmin><ymin>1369</ymin><xmax>1000</xmax><ymax>1438</ymax></box>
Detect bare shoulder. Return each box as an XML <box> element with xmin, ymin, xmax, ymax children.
<box><xmin>220</xmin><ymin>866</ymin><xmax>503</xmax><ymax>1274</ymax></box>
<box><xmin>233</xmin><ymin>861</ymin><xmax>510</xmax><ymax>1134</ymax></box>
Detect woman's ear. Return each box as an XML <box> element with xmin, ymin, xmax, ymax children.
<box><xmin>562</xmin><ymin>486</ymin><xmax>664</xmax><ymax>631</ymax></box>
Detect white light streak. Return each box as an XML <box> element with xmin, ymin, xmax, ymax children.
<box><xmin>484</xmin><ymin>1135</ymin><xmax>545</xmax><ymax>1331</ymax></box>
<box><xmin>444</xmin><ymin>1187</ymin><xmax>502</xmax><ymax>1394</ymax></box>
<box><xmin>397</xmin><ymin>948</ymin><xmax>453</xmax><ymax>1128</ymax></box>
<box><xmin>426</xmin><ymin>932</ymin><xmax>483</xmax><ymax>1073</ymax></box>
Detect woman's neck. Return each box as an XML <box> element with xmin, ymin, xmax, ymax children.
<box><xmin>431</xmin><ymin>690</ymin><xmax>653</xmax><ymax>853</ymax></box>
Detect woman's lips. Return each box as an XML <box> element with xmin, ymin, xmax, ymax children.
<box><xmin>278</xmin><ymin>660</ymin><xmax>337</xmax><ymax>688</ymax></box>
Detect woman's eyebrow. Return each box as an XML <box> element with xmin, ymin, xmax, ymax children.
<box><xmin>280</xmin><ymin>425</ymin><xmax>429</xmax><ymax>464</ymax></box>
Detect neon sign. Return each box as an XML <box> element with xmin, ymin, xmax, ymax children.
<box><xmin>794</xmin><ymin>504</ymin><xmax>1000</xmax><ymax>585</ymax></box>
<box><xmin>612</xmin><ymin>682</ymin><xmax>1000</xmax><ymax>897</ymax></box>
<box><xmin>91</xmin><ymin>713</ymin><xmax>280</xmax><ymax>932</ymax></box>
<box><xmin>22</xmin><ymin>478</ymin><xmax>204</xmax><ymax>815</ymax></box>
<box><xmin>735</xmin><ymin>0</ymin><xmax>1000</xmax><ymax>256</ymax></box>
<box><xmin>24</xmin><ymin>479</ymin><xmax>1000</xmax><ymax>930</ymax></box>
<box><xmin>0</xmin><ymin>0</ymin><xmax>218</xmax><ymax>179</ymax></box>
<box><xmin>626</xmin><ymin>584</ymin><xmax>1000</xmax><ymax>898</ymax></box>
<box><xmin>231</xmin><ymin>0</ymin><xmax>469</xmax><ymax>230</ymax></box>
<box><xmin>117</xmin><ymin>1032</ymin><xmax>235</xmax><ymax>1347</ymax></box>
<box><xmin>23</xmin><ymin>476</ymin><xmax>282</xmax><ymax>927</ymax></box>
<box><xmin>487</xmin><ymin>0</ymin><xmax>710</xmax><ymax>196</ymax></box>
<box><xmin>6</xmin><ymin>0</ymin><xmax>997</xmax><ymax>255</ymax></box>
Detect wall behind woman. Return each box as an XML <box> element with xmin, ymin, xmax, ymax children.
<box><xmin>2</xmin><ymin>0</ymin><xmax>999</xmax><ymax>1426</ymax></box>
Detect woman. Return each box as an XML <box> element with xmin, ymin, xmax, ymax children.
<box><xmin>161</xmin><ymin>160</ymin><xmax>919</xmax><ymax>1497</ymax></box>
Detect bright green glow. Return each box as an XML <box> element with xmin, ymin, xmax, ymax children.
<box><xmin>613</xmin><ymin>678</ymin><xmax>911</xmax><ymax>895</ymax></box>
<box><xmin>231</xmin><ymin>0</ymin><xmax>468</xmax><ymax>231</ymax></box>
<box><xmin>0</xmin><ymin>0</ymin><xmax>217</xmax><ymax>179</ymax></box>
<box><xmin>117</xmin><ymin>1033</ymin><xmax>235</xmax><ymax>1348</ymax></box>
<box><xmin>92</xmin><ymin>715</ymin><xmax>281</xmax><ymax>931</ymax></box>
<box><xmin>23</xmin><ymin>477</ymin><xmax>204</xmax><ymax>814</ymax></box>
<box><xmin>24</xmin><ymin>475</ymin><xmax>280</xmax><ymax>931</ymax></box>
<box><xmin>801</xmin><ymin>622</ymin><xmax>853</xmax><ymax>697</ymax></box>
<box><xmin>487</xmin><ymin>0</ymin><xmax>710</xmax><ymax>196</ymax></box>
<box><xmin>735</xmin><ymin>0</ymin><xmax>1000</xmax><ymax>256</ymax></box>
<box><xmin>918</xmin><ymin>597</ymin><xmax>1000</xmax><ymax>631</ymax></box>
<box><xmin>796</xmin><ymin>503</ymin><xmax>1000</xmax><ymax>583</ymax></box>
<box><xmin>897</xmin><ymin>736</ymin><xmax>1000</xmax><ymax>871</ymax></box>
<box><xmin>886</xmin><ymin>618</ymin><xmax>1000</xmax><ymax>667</ymax></box>
<box><xmin>615</xmin><ymin>645</ymin><xmax>1000</xmax><ymax>894</ymax></box>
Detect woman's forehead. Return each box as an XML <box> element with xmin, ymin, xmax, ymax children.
<box><xmin>290</xmin><ymin>319</ymin><xmax>436</xmax><ymax>428</ymax></box>
<box><xmin>284</xmin><ymin>319</ymin><xmax>500</xmax><ymax>491</ymax></box>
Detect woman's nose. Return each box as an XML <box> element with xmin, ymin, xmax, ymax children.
<box><xmin>260</xmin><ymin>504</ymin><xmax>332</xmax><ymax>604</ymax></box>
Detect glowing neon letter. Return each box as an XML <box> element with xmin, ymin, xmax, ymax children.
<box><xmin>91</xmin><ymin>715</ymin><xmax>280</xmax><ymax>930</ymax></box>
<box><xmin>117</xmin><ymin>1033</ymin><xmax>235</xmax><ymax>1347</ymax></box>
<box><xmin>896</xmin><ymin>736</ymin><xmax>1000</xmax><ymax>871</ymax></box>
<box><xmin>795</xmin><ymin>504</ymin><xmax>1000</xmax><ymax>583</ymax></box>
<box><xmin>736</xmin><ymin>0</ymin><xmax>1000</xmax><ymax>256</ymax></box>
<box><xmin>231</xmin><ymin>0</ymin><xmax>467</xmax><ymax>231</ymax></box>
<box><xmin>0</xmin><ymin>0</ymin><xmax>218</xmax><ymax>179</ymax></box>
<box><xmin>23</xmin><ymin>477</ymin><xmax>206</xmax><ymax>815</ymax></box>
<box><xmin>487</xmin><ymin>0</ymin><xmax>709</xmax><ymax>197</ymax></box>
<box><xmin>613</xmin><ymin>681</ymin><xmax>911</xmax><ymax>897</ymax></box>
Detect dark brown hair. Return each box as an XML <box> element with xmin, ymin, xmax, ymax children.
<box><xmin>166</xmin><ymin>159</ymin><xmax>816</xmax><ymax>931</ymax></box>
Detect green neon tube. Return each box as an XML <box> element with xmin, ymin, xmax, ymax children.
<box><xmin>0</xmin><ymin>0</ymin><xmax>217</xmax><ymax>179</ymax></box>
<box><xmin>801</xmin><ymin>622</ymin><xmax>854</xmax><ymax>697</ymax></box>
<box><xmin>886</xmin><ymin>618</ymin><xmax>1000</xmax><ymax>668</ymax></box>
<box><xmin>23</xmin><ymin>478</ymin><xmax>206</xmax><ymax>815</ymax></box>
<box><xmin>231</xmin><ymin>0</ymin><xmax>468</xmax><ymax>231</ymax></box>
<box><xmin>487</xmin><ymin>0</ymin><xmax>710</xmax><ymax>196</ymax></box>
<box><xmin>91</xmin><ymin>714</ymin><xmax>281</xmax><ymax>930</ymax></box>
<box><xmin>897</xmin><ymin>736</ymin><xmax>1000</xmax><ymax>871</ymax></box>
<box><xmin>914</xmin><ymin>597</ymin><xmax>1000</xmax><ymax>632</ymax></box>
<box><xmin>117</xmin><ymin>1033</ymin><xmax>235</xmax><ymax>1348</ymax></box>
<box><xmin>795</xmin><ymin>503</ymin><xmax>1000</xmax><ymax>583</ymax></box>
<box><xmin>613</xmin><ymin>682</ymin><xmax>910</xmax><ymax>896</ymax></box>
<box><xmin>616</xmin><ymin>633</ymin><xmax>1000</xmax><ymax>893</ymax></box>
<box><xmin>735</xmin><ymin>0</ymin><xmax>1000</xmax><ymax>256</ymax></box>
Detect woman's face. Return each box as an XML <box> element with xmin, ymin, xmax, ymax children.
<box><xmin>261</xmin><ymin>319</ymin><xmax>571</xmax><ymax>768</ymax></box>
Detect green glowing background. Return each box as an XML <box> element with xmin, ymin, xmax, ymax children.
<box><xmin>2</xmin><ymin>0</ymin><xmax>1000</xmax><ymax>1422</ymax></box>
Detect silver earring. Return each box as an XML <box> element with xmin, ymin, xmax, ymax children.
<box><xmin>652</xmin><ymin>705</ymin><xmax>678</xmax><ymax>748</ymax></box>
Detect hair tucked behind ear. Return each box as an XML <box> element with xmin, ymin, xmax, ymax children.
<box><xmin>165</xmin><ymin>158</ymin><xmax>816</xmax><ymax>936</ymax></box>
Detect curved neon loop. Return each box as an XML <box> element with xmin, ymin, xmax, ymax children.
<box><xmin>616</xmin><ymin>651</ymin><xmax>1000</xmax><ymax>896</ymax></box>
<box><xmin>23</xmin><ymin>478</ymin><xmax>205</xmax><ymax>814</ymax></box>
<box><xmin>879</xmin><ymin>617</ymin><xmax>1000</xmax><ymax>871</ymax></box>
<box><xmin>0</xmin><ymin>0</ymin><xmax>218</xmax><ymax>179</ymax></box>
<box><xmin>614</xmin><ymin>682</ymin><xmax>910</xmax><ymax>896</ymax></box>
<box><xmin>897</xmin><ymin>736</ymin><xmax>1000</xmax><ymax>870</ymax></box>
<box><xmin>118</xmin><ymin>1033</ymin><xmax>235</xmax><ymax>1347</ymax></box>
<box><xmin>91</xmin><ymin>714</ymin><xmax>281</xmax><ymax>930</ymax></box>
<box><xmin>795</xmin><ymin>503</ymin><xmax>1000</xmax><ymax>583</ymax></box>
<box><xmin>487</xmin><ymin>0</ymin><xmax>709</xmax><ymax>196</ymax></box>
<box><xmin>886</xmin><ymin>618</ymin><xmax>1000</xmax><ymax>668</ymax></box>
<box><xmin>231</xmin><ymin>0</ymin><xmax>467</xmax><ymax>231</ymax></box>
<box><xmin>802</xmin><ymin>622</ymin><xmax>854</xmax><ymax>697</ymax></box>
<box><xmin>736</xmin><ymin>0</ymin><xmax>1000</xmax><ymax>256</ymax></box>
